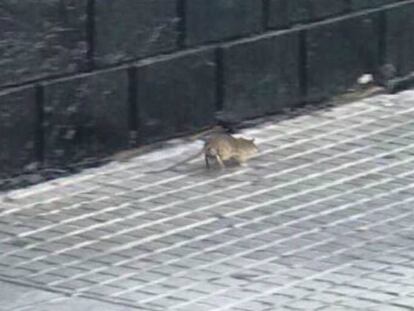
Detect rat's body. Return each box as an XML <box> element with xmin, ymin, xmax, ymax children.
<box><xmin>145</xmin><ymin>133</ymin><xmax>258</xmax><ymax>173</ymax></box>
<box><xmin>204</xmin><ymin>134</ymin><xmax>258</xmax><ymax>169</ymax></box>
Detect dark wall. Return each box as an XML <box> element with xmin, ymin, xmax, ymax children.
<box><xmin>1</xmin><ymin>0</ymin><xmax>413</xmax><ymax>178</ymax></box>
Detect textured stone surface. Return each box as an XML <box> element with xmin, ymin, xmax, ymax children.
<box><xmin>306</xmin><ymin>13</ymin><xmax>380</xmax><ymax>102</ymax></box>
<box><xmin>350</xmin><ymin>0</ymin><xmax>401</xmax><ymax>10</ymax></box>
<box><xmin>0</xmin><ymin>281</ymin><xmax>61</xmax><ymax>311</ymax></box>
<box><xmin>221</xmin><ymin>31</ymin><xmax>301</xmax><ymax>119</ymax></box>
<box><xmin>267</xmin><ymin>0</ymin><xmax>347</xmax><ymax>29</ymax></box>
<box><xmin>266</xmin><ymin>0</ymin><xmax>290</xmax><ymax>29</ymax></box>
<box><xmin>93</xmin><ymin>0</ymin><xmax>178</xmax><ymax>67</ymax></box>
<box><xmin>2</xmin><ymin>0</ymin><xmax>414</xmax><ymax>183</ymax></box>
<box><xmin>185</xmin><ymin>0</ymin><xmax>263</xmax><ymax>46</ymax></box>
<box><xmin>43</xmin><ymin>69</ymin><xmax>129</xmax><ymax>166</ymax></box>
<box><xmin>135</xmin><ymin>50</ymin><xmax>216</xmax><ymax>144</ymax></box>
<box><xmin>0</xmin><ymin>0</ymin><xmax>88</xmax><ymax>88</ymax></box>
<box><xmin>2</xmin><ymin>90</ymin><xmax>414</xmax><ymax>310</ymax></box>
<box><xmin>0</xmin><ymin>87</ymin><xmax>37</xmax><ymax>178</ymax></box>
<box><xmin>384</xmin><ymin>2</ymin><xmax>414</xmax><ymax>76</ymax></box>
<box><xmin>0</xmin><ymin>280</ymin><xmax>136</xmax><ymax>311</ymax></box>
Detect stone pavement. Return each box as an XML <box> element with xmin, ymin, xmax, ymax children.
<box><xmin>2</xmin><ymin>90</ymin><xmax>414</xmax><ymax>311</ymax></box>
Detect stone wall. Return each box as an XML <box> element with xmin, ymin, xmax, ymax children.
<box><xmin>1</xmin><ymin>0</ymin><xmax>413</xmax><ymax>178</ymax></box>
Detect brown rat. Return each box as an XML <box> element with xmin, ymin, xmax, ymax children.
<box><xmin>145</xmin><ymin>133</ymin><xmax>258</xmax><ymax>173</ymax></box>
<box><xmin>204</xmin><ymin>133</ymin><xmax>258</xmax><ymax>169</ymax></box>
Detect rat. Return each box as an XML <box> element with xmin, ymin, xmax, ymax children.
<box><xmin>145</xmin><ymin>133</ymin><xmax>258</xmax><ymax>173</ymax></box>
<box><xmin>203</xmin><ymin>133</ymin><xmax>258</xmax><ymax>169</ymax></box>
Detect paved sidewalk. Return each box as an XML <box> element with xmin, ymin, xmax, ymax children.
<box><xmin>1</xmin><ymin>90</ymin><xmax>414</xmax><ymax>310</ymax></box>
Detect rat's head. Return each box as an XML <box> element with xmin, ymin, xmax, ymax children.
<box><xmin>236</xmin><ymin>137</ymin><xmax>258</xmax><ymax>156</ymax></box>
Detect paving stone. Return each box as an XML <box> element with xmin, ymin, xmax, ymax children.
<box><xmin>3</xmin><ymin>91</ymin><xmax>414</xmax><ymax>310</ymax></box>
<box><xmin>391</xmin><ymin>297</ymin><xmax>414</xmax><ymax>309</ymax></box>
<box><xmin>288</xmin><ymin>299</ymin><xmax>326</xmax><ymax>310</ymax></box>
<box><xmin>0</xmin><ymin>280</ymin><xmax>139</xmax><ymax>311</ymax></box>
<box><xmin>370</xmin><ymin>304</ymin><xmax>408</xmax><ymax>311</ymax></box>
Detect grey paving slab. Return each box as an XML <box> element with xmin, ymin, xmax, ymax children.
<box><xmin>0</xmin><ymin>280</ymin><xmax>138</xmax><ymax>311</ymax></box>
<box><xmin>2</xmin><ymin>90</ymin><xmax>414</xmax><ymax>310</ymax></box>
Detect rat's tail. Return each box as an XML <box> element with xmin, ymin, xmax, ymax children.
<box><xmin>142</xmin><ymin>147</ymin><xmax>206</xmax><ymax>174</ymax></box>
